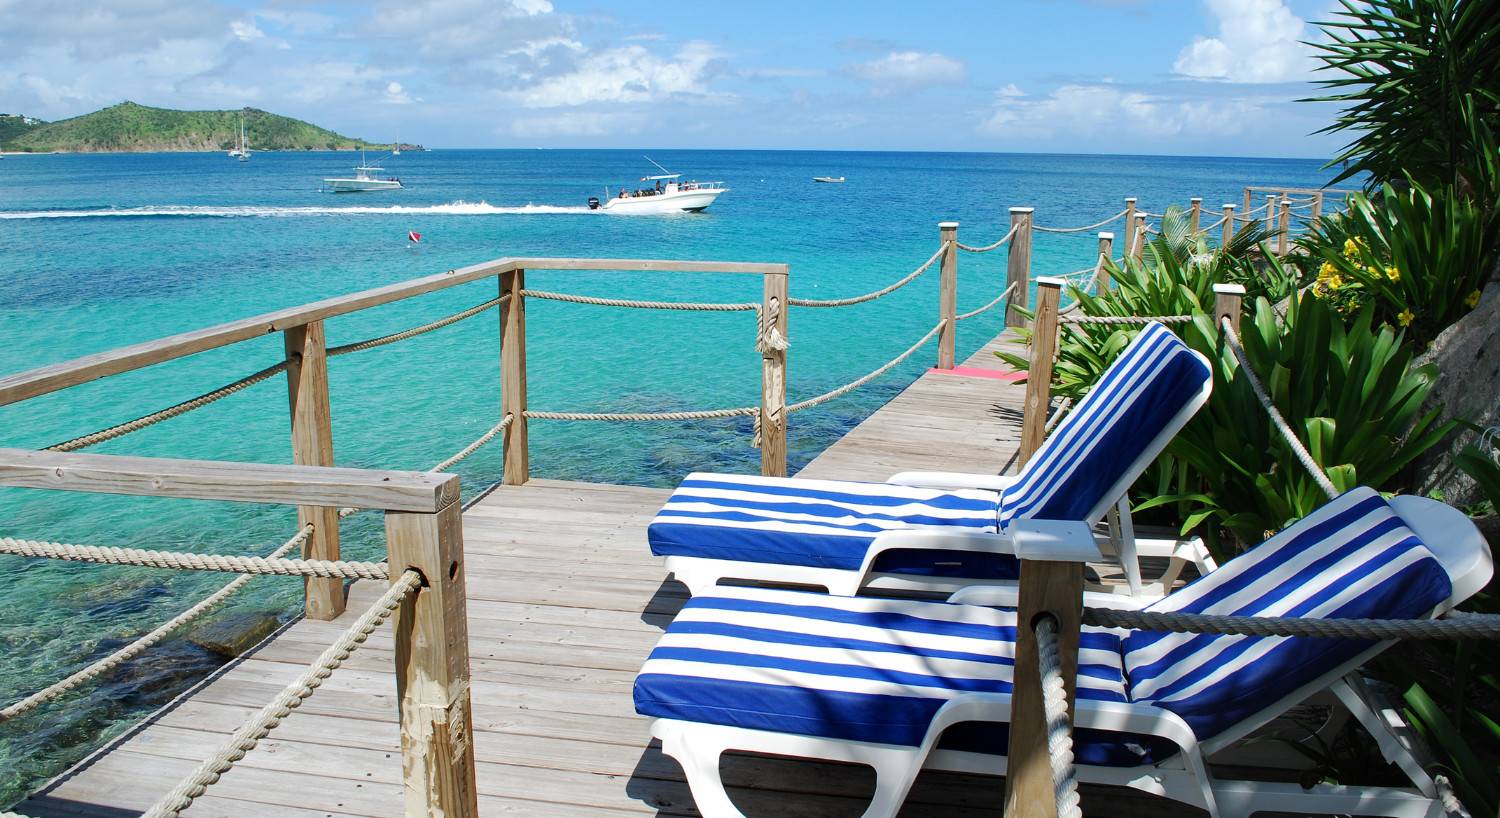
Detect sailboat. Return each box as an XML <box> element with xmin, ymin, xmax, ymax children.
<box><xmin>227</xmin><ymin>117</ymin><xmax>250</xmax><ymax>161</ymax></box>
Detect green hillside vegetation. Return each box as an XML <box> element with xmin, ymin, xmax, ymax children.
<box><xmin>5</xmin><ymin>102</ymin><xmax>415</xmax><ymax>153</ymax></box>
<box><xmin>0</xmin><ymin>114</ymin><xmax>44</xmax><ymax>149</ymax></box>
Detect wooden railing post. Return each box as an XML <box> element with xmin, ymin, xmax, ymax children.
<box><xmin>1265</xmin><ymin>194</ymin><xmax>1278</xmax><ymax>233</ymax></box>
<box><xmin>1121</xmin><ymin>197</ymin><xmax>1137</xmax><ymax>258</ymax></box>
<box><xmin>1311</xmin><ymin>192</ymin><xmax>1324</xmax><ymax>229</ymax></box>
<box><xmin>284</xmin><ymin>320</ymin><xmax>344</xmax><ymax>620</ymax></box>
<box><xmin>1242</xmin><ymin>187</ymin><xmax>1253</xmax><ymax>218</ymax></box>
<box><xmin>760</xmin><ymin>270</ymin><xmax>789</xmax><ymax>477</ymax></box>
<box><xmin>1188</xmin><ymin>197</ymin><xmax>1202</xmax><ymax>233</ymax></box>
<box><xmin>1005</xmin><ymin>207</ymin><xmax>1034</xmax><ymax>328</ymax></box>
<box><xmin>499</xmin><ymin>269</ymin><xmax>528</xmax><ymax>485</ymax></box>
<box><xmin>386</xmin><ymin>483</ymin><xmax>480</xmax><ymax>818</ymax></box>
<box><xmin>1096</xmin><ymin>232</ymin><xmax>1114</xmax><ymax>291</ymax></box>
<box><xmin>1130</xmin><ymin>213</ymin><xmax>1148</xmax><ymax>260</ymax></box>
<box><xmin>1214</xmin><ymin>283</ymin><xmax>1246</xmax><ymax>336</ymax></box>
<box><xmin>937</xmin><ymin>222</ymin><xmax>959</xmax><ymax>369</ymax></box>
<box><xmin>1277</xmin><ymin>197</ymin><xmax>1292</xmax><ymax>255</ymax></box>
<box><xmin>1221</xmin><ymin>204</ymin><xmax>1236</xmax><ymax>248</ymax></box>
<box><xmin>1018</xmin><ymin>278</ymin><xmax>1062</xmax><ymax>466</ymax></box>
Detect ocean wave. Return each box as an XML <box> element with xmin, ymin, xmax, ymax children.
<box><xmin>0</xmin><ymin>201</ymin><xmax>597</xmax><ymax>219</ymax></box>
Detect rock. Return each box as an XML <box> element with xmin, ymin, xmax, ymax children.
<box><xmin>1414</xmin><ymin>278</ymin><xmax>1500</xmax><ymax>507</ymax></box>
<box><xmin>188</xmin><ymin>612</ymin><xmax>283</xmax><ymax>659</ymax></box>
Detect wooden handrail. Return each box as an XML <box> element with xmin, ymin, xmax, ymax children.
<box><xmin>0</xmin><ymin>448</ymin><xmax>456</xmax><ymax>512</ymax></box>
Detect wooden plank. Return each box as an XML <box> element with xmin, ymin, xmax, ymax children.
<box><xmin>1018</xmin><ymin>280</ymin><xmax>1061</xmax><ymax>466</ymax></box>
<box><xmin>0</xmin><ymin>448</ymin><xmax>456</xmax><ymax>511</ymax></box>
<box><xmin>760</xmin><ymin>272</ymin><xmax>789</xmax><ymax>477</ymax></box>
<box><xmin>1004</xmin><ymin>208</ymin><xmax>1033</xmax><ymax>328</ymax></box>
<box><xmin>284</xmin><ymin>321</ymin><xmax>344</xmax><ymax>619</ymax></box>
<box><xmin>500</xmin><ymin>270</ymin><xmax>529</xmax><ymax>485</ymax></box>
<box><xmin>937</xmin><ymin>222</ymin><xmax>959</xmax><ymax>369</ymax></box>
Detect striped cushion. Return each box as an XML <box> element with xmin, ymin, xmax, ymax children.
<box><xmin>997</xmin><ymin>322</ymin><xmax>1210</xmax><ymax>529</ymax></box>
<box><xmin>1122</xmin><ymin>488</ymin><xmax>1453</xmax><ymax>740</ymax></box>
<box><xmin>648</xmin><ymin>473</ymin><xmax>1006</xmax><ymax>576</ymax></box>
<box><xmin>634</xmin><ymin>586</ymin><xmax>1150</xmax><ymax>763</ymax></box>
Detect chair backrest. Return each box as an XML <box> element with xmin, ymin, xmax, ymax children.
<box><xmin>1121</xmin><ymin>487</ymin><xmax>1457</xmax><ymax>741</ymax></box>
<box><xmin>997</xmin><ymin>322</ymin><xmax>1212</xmax><ymax>530</ymax></box>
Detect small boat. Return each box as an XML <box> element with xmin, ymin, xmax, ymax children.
<box><xmin>324</xmin><ymin>151</ymin><xmax>403</xmax><ymax>192</ymax></box>
<box><xmin>813</xmin><ymin>176</ymin><xmax>845</xmax><ymax>183</ymax></box>
<box><xmin>228</xmin><ymin>117</ymin><xmax>250</xmax><ymax>161</ymax></box>
<box><xmin>586</xmin><ymin>158</ymin><xmax>726</xmax><ymax>213</ymax></box>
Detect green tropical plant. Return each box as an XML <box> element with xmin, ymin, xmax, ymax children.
<box><xmin>1309</xmin><ymin>0</ymin><xmax>1500</xmax><ymax>199</ymax></box>
<box><xmin>1296</xmin><ymin>181</ymin><xmax>1494</xmax><ymax>346</ymax></box>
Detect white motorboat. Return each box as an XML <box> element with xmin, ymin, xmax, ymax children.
<box><xmin>813</xmin><ymin>176</ymin><xmax>845</xmax><ymax>183</ymax></box>
<box><xmin>587</xmin><ymin>159</ymin><xmax>725</xmax><ymax>213</ymax></box>
<box><xmin>324</xmin><ymin>152</ymin><xmax>403</xmax><ymax>192</ymax></box>
<box><xmin>227</xmin><ymin>117</ymin><xmax>250</xmax><ymax>161</ymax></box>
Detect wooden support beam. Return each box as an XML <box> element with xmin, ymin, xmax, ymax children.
<box><xmin>1188</xmin><ymin>197</ymin><xmax>1202</xmax><ymax>233</ymax></box>
<box><xmin>1005</xmin><ymin>208</ymin><xmax>1034</xmax><ymax>328</ymax></box>
<box><xmin>1215</xmin><ymin>283</ymin><xmax>1246</xmax><ymax>336</ymax></box>
<box><xmin>284</xmin><ymin>321</ymin><xmax>344</xmax><ymax>620</ymax></box>
<box><xmin>1311</xmin><ymin>192</ymin><xmax>1324</xmax><ymax>229</ymax></box>
<box><xmin>0</xmin><ymin>448</ymin><xmax>455</xmax><ymax>511</ymax></box>
<box><xmin>1265</xmin><ymin>194</ymin><xmax>1278</xmax><ymax>234</ymax></box>
<box><xmin>759</xmin><ymin>272</ymin><xmax>790</xmax><ymax>477</ymax></box>
<box><xmin>386</xmin><ymin>495</ymin><xmax>479</xmax><ymax>818</ymax></box>
<box><xmin>1242</xmin><ymin>187</ymin><xmax>1252</xmax><ymax>218</ymax></box>
<box><xmin>499</xmin><ymin>270</ymin><xmax>528</xmax><ymax>486</ymax></box>
<box><xmin>937</xmin><ymin>222</ymin><xmax>959</xmax><ymax>369</ymax></box>
<box><xmin>1121</xmin><ymin>197</ymin><xmax>1137</xmax><ymax>260</ymax></box>
<box><xmin>1221</xmin><ymin>204</ymin><xmax>1236</xmax><ymax>248</ymax></box>
<box><xmin>1018</xmin><ymin>278</ymin><xmax>1062</xmax><ymax>467</ymax></box>
<box><xmin>1130</xmin><ymin>214</ymin><xmax>1148</xmax><ymax>260</ymax></box>
<box><xmin>1096</xmin><ymin>232</ymin><xmax>1114</xmax><ymax>291</ymax></box>
<box><xmin>1277</xmin><ymin>197</ymin><xmax>1292</xmax><ymax>256</ymax></box>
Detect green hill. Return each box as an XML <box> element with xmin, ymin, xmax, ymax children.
<box><xmin>0</xmin><ymin>114</ymin><xmax>44</xmax><ymax>149</ymax></box>
<box><xmin>5</xmin><ymin>102</ymin><xmax>416</xmax><ymax>153</ymax></box>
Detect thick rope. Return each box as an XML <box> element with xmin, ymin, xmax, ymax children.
<box><xmin>787</xmin><ymin>321</ymin><xmax>944</xmax><ymax>412</ymax></box>
<box><xmin>141</xmin><ymin>571</ymin><xmax>421</xmax><ymax>818</ymax></box>
<box><xmin>45</xmin><ymin>361</ymin><xmax>288</xmax><ymax>452</ymax></box>
<box><xmin>326</xmin><ymin>295</ymin><xmax>505</xmax><ymax>357</ymax></box>
<box><xmin>0</xmin><ymin>525</ymin><xmax>314</xmax><ymax>722</ymax></box>
<box><xmin>1043</xmin><ymin>397</ymin><xmax>1074</xmax><ymax>434</ymax></box>
<box><xmin>1082</xmin><ymin>607</ymin><xmax>1500</xmax><ymax>640</ymax></box>
<box><xmin>956</xmin><ymin>281</ymin><xmax>1019</xmax><ymax>322</ymax></box>
<box><xmin>430</xmin><ymin>414</ymin><xmax>513</xmax><ymax>472</ymax></box>
<box><xmin>1035</xmin><ymin>615</ymin><xmax>1084</xmax><ymax>818</ymax></box>
<box><xmin>520</xmin><ymin>289</ymin><xmax>757</xmax><ymax>312</ymax></box>
<box><xmin>0</xmin><ymin>538</ymin><xmax>388</xmax><ymax>579</ymax></box>
<box><xmin>527</xmin><ymin>406</ymin><xmax>757</xmax><ymax>422</ymax></box>
<box><xmin>1034</xmin><ymin>209</ymin><xmax>1129</xmax><ymax>234</ymax></box>
<box><xmin>789</xmin><ymin>244</ymin><xmax>947</xmax><ymax>306</ymax></box>
<box><xmin>956</xmin><ymin>225</ymin><xmax>1020</xmax><ymax>253</ymax></box>
<box><xmin>1219</xmin><ymin>318</ymin><xmax>1339</xmax><ymax>500</ymax></box>
<box><xmin>1199</xmin><ymin>215</ymin><xmax>1229</xmax><ymax>232</ymax></box>
<box><xmin>1059</xmin><ymin>314</ymin><xmax>1192</xmax><ymax>325</ymax></box>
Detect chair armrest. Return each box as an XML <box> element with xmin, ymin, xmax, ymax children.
<box><xmin>1011</xmin><ymin>519</ymin><xmax>1102</xmax><ymax>562</ymax></box>
<box><xmin>885</xmin><ymin>471</ymin><xmax>1015</xmax><ymax>492</ymax></box>
<box><xmin>948</xmin><ymin>585</ymin><xmax>1150</xmax><ymax>611</ymax></box>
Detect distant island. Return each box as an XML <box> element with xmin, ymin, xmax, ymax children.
<box><xmin>0</xmin><ymin>102</ymin><xmax>420</xmax><ymax>154</ymax></box>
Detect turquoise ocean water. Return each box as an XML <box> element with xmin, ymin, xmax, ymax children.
<box><xmin>0</xmin><ymin>149</ymin><xmax>1343</xmax><ymax>803</ymax></box>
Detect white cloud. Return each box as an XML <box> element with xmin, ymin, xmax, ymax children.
<box><xmin>997</xmin><ymin>83</ymin><xmax>1024</xmax><ymax>98</ymax></box>
<box><xmin>850</xmin><ymin>50</ymin><xmax>964</xmax><ymax>93</ymax></box>
<box><xmin>385</xmin><ymin>81</ymin><xmax>417</xmax><ymax>104</ymax></box>
<box><xmin>1173</xmin><ymin>0</ymin><xmax>1315</xmax><ymax>83</ymax></box>
<box><xmin>508</xmin><ymin>110</ymin><xmax>646</xmax><ymax>137</ymax></box>
<box><xmin>980</xmin><ymin>83</ymin><xmax>1266</xmax><ymax>139</ymax></box>
<box><xmin>515</xmin><ymin>41</ymin><xmax>725</xmax><ymax>108</ymax></box>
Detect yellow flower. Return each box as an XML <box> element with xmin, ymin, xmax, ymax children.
<box><xmin>1385</xmin><ymin>266</ymin><xmax>1400</xmax><ymax>282</ymax></box>
<box><xmin>1397</xmin><ymin>308</ymin><xmax>1415</xmax><ymax>326</ymax></box>
<box><xmin>1327</xmin><ymin>273</ymin><xmax>1344</xmax><ymax>290</ymax></box>
<box><xmin>1466</xmin><ymin>289</ymin><xmax>1482</xmax><ymax>308</ymax></box>
<box><xmin>1343</xmin><ymin>238</ymin><xmax>1360</xmax><ymax>258</ymax></box>
<box><xmin>1318</xmin><ymin>261</ymin><xmax>1336</xmax><ymax>278</ymax></box>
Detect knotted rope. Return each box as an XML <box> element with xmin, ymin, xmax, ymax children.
<box><xmin>520</xmin><ymin>289</ymin><xmax>758</xmax><ymax>312</ymax></box>
<box><xmin>1081</xmin><ymin>607</ymin><xmax>1500</xmax><ymax>640</ymax></box>
<box><xmin>955</xmin><ymin>281</ymin><xmax>1019</xmax><ymax>322</ymax></box>
<box><xmin>326</xmin><ymin>295</ymin><xmax>505</xmax><ymax>357</ymax></box>
<box><xmin>1219</xmin><ymin>318</ymin><xmax>1339</xmax><ymax>500</ymax></box>
<box><xmin>141</xmin><ymin>570</ymin><xmax>421</xmax><ymax>818</ymax></box>
<box><xmin>1059</xmin><ymin>314</ymin><xmax>1192</xmax><ymax>325</ymax></box>
<box><xmin>789</xmin><ymin>244</ymin><xmax>946</xmax><ymax>306</ymax></box>
<box><xmin>1034</xmin><ymin>209</ymin><xmax>1129</xmax><ymax>234</ymax></box>
<box><xmin>0</xmin><ymin>538</ymin><xmax>389</xmax><ymax>579</ymax></box>
<box><xmin>956</xmin><ymin>224</ymin><xmax>1020</xmax><ymax>253</ymax></box>
<box><xmin>527</xmin><ymin>406</ymin><xmax>757</xmax><ymax>422</ymax></box>
<box><xmin>430</xmin><ymin>414</ymin><xmax>513</xmax><ymax>472</ymax></box>
<box><xmin>1035</xmin><ymin>615</ymin><xmax>1083</xmax><ymax>818</ymax></box>
<box><xmin>787</xmin><ymin>321</ymin><xmax>945</xmax><ymax>413</ymax></box>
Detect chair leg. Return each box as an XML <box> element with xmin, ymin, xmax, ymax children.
<box><xmin>658</xmin><ymin>723</ymin><xmax>752</xmax><ymax>818</ymax></box>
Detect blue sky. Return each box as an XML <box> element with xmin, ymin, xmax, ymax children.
<box><xmin>0</xmin><ymin>0</ymin><xmax>1351</xmax><ymax>157</ymax></box>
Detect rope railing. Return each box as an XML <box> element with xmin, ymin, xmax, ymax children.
<box><xmin>1219</xmin><ymin>318</ymin><xmax>1339</xmax><ymax>500</ymax></box>
<box><xmin>141</xmin><ymin>570</ymin><xmax>422</xmax><ymax>818</ymax></box>
<box><xmin>955</xmin><ymin>281</ymin><xmax>1019</xmax><ymax>322</ymax></box>
<box><xmin>955</xmin><ymin>224</ymin><xmax>1020</xmax><ymax>253</ymax></box>
<box><xmin>527</xmin><ymin>406</ymin><xmax>757</xmax><ymax>422</ymax></box>
<box><xmin>1035</xmin><ymin>615</ymin><xmax>1084</xmax><ymax>818</ymax></box>
<box><xmin>1082</xmin><ymin>606</ymin><xmax>1500</xmax><ymax>640</ymax></box>
<box><xmin>326</xmin><ymin>295</ymin><xmax>505</xmax><ymax>357</ymax></box>
<box><xmin>1034</xmin><ymin>208</ymin><xmax>1129</xmax><ymax>234</ymax></box>
<box><xmin>786</xmin><ymin>320</ymin><xmax>945</xmax><ymax>413</ymax></box>
<box><xmin>520</xmin><ymin>289</ymin><xmax>758</xmax><ymax>312</ymax></box>
<box><xmin>0</xmin><ymin>538</ymin><xmax>389</xmax><ymax>579</ymax></box>
<box><xmin>1059</xmin><ymin>314</ymin><xmax>1193</xmax><ymax>325</ymax></box>
<box><xmin>789</xmin><ymin>243</ymin><xmax>947</xmax><ymax>306</ymax></box>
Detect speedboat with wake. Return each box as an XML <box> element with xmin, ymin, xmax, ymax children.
<box><xmin>324</xmin><ymin>151</ymin><xmax>403</xmax><ymax>193</ymax></box>
<box><xmin>587</xmin><ymin>158</ymin><xmax>726</xmax><ymax>213</ymax></box>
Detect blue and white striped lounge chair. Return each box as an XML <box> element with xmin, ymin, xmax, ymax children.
<box><xmin>634</xmin><ymin>488</ymin><xmax>1493</xmax><ymax>818</ymax></box>
<box><xmin>649</xmin><ymin>322</ymin><xmax>1215</xmax><ymax>597</ymax></box>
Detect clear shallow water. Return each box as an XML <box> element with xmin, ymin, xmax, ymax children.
<box><xmin>0</xmin><ymin>148</ymin><xmax>1343</xmax><ymax>803</ymax></box>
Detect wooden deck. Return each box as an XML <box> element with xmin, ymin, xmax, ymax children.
<box><xmin>14</xmin><ymin>332</ymin><xmax>1186</xmax><ymax>817</ymax></box>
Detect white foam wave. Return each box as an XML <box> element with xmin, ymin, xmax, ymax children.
<box><xmin>0</xmin><ymin>200</ymin><xmax>597</xmax><ymax>219</ymax></box>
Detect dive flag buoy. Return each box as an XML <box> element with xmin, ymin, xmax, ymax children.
<box><xmin>407</xmin><ymin>230</ymin><xmax>422</xmax><ymax>243</ymax></box>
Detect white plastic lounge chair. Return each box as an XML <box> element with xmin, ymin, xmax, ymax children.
<box><xmin>634</xmin><ymin>487</ymin><xmax>1492</xmax><ymax>817</ymax></box>
<box><xmin>649</xmin><ymin>321</ymin><xmax>1215</xmax><ymax>597</ymax></box>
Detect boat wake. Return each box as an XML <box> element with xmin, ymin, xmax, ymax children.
<box><xmin>0</xmin><ymin>201</ymin><xmax>597</xmax><ymax>219</ymax></box>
